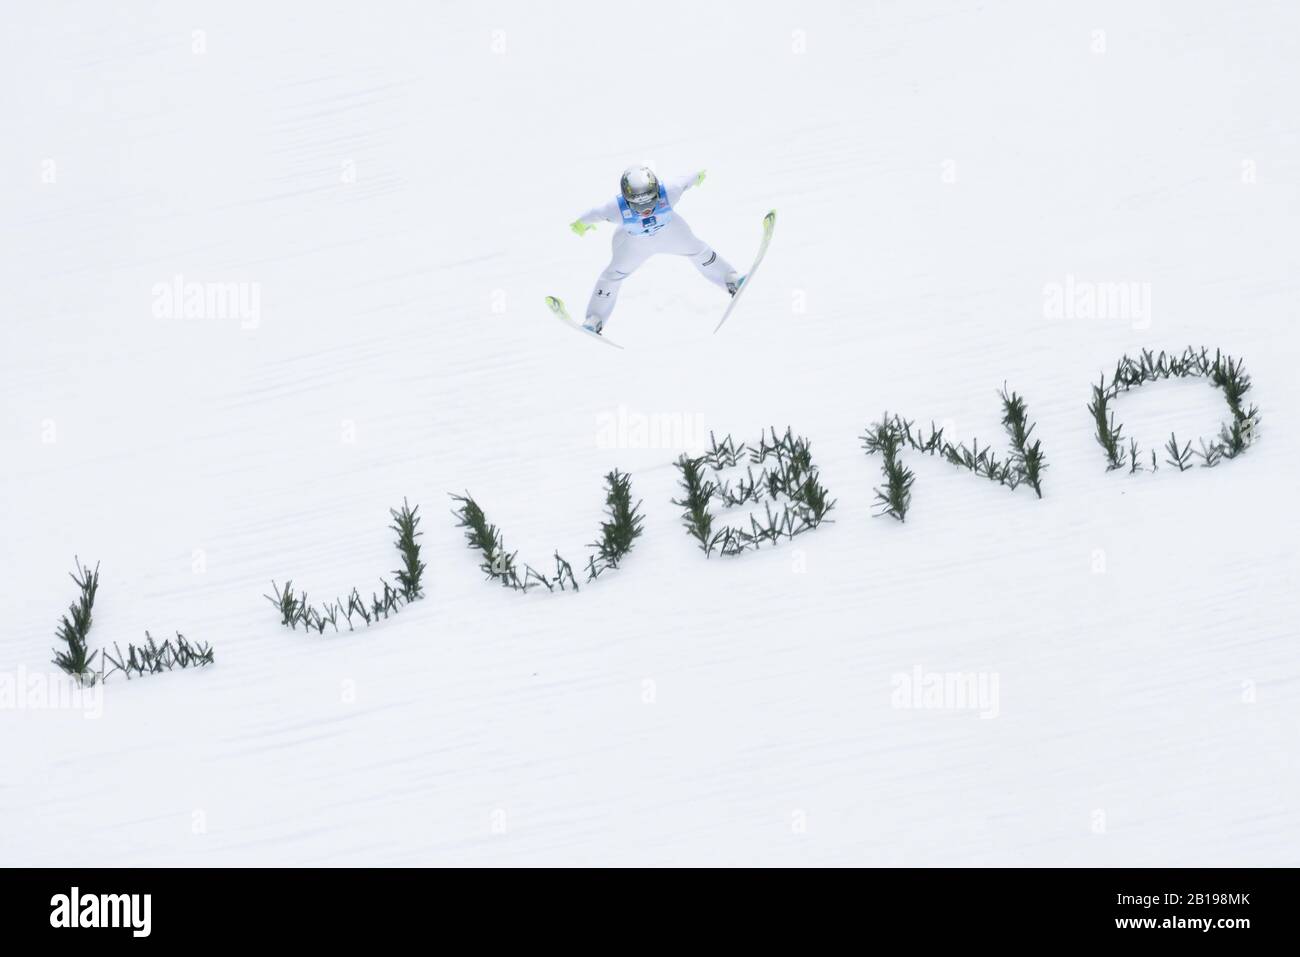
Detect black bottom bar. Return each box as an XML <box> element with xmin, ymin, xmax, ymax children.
<box><xmin>0</xmin><ymin>866</ymin><xmax>1293</xmax><ymax>944</ymax></box>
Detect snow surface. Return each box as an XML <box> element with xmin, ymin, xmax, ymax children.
<box><xmin>3</xmin><ymin>0</ymin><xmax>1298</xmax><ymax>866</ymax></box>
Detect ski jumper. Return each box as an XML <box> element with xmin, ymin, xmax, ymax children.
<box><xmin>575</xmin><ymin>174</ymin><xmax>737</xmax><ymax>328</ymax></box>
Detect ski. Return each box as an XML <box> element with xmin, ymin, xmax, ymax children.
<box><xmin>545</xmin><ymin>296</ymin><xmax>624</xmax><ymax>349</ymax></box>
<box><xmin>714</xmin><ymin>209</ymin><xmax>776</xmax><ymax>334</ymax></box>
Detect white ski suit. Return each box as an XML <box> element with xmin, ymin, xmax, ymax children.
<box><xmin>575</xmin><ymin>174</ymin><xmax>737</xmax><ymax>329</ymax></box>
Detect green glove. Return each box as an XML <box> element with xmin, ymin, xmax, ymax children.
<box><xmin>694</xmin><ymin>169</ymin><xmax>707</xmax><ymax>187</ymax></box>
<box><xmin>570</xmin><ymin>219</ymin><xmax>597</xmax><ymax>236</ymax></box>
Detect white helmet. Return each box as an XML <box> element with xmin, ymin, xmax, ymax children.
<box><xmin>620</xmin><ymin>166</ymin><xmax>660</xmax><ymax>214</ymax></box>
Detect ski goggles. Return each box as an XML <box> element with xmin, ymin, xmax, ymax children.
<box><xmin>627</xmin><ymin>194</ymin><xmax>658</xmax><ymax>214</ymax></box>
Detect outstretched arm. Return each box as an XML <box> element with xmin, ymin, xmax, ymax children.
<box><xmin>571</xmin><ymin>198</ymin><xmax>621</xmax><ymax>235</ymax></box>
<box><xmin>665</xmin><ymin>170</ymin><xmax>706</xmax><ymax>205</ymax></box>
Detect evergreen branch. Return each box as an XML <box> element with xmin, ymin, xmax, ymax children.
<box><xmin>863</xmin><ymin>420</ymin><xmax>914</xmax><ymax>522</ymax></box>
<box><xmin>103</xmin><ymin>632</ymin><xmax>215</xmax><ymax>680</ymax></box>
<box><xmin>389</xmin><ymin>499</ymin><xmax>426</xmax><ymax>601</ymax></box>
<box><xmin>1088</xmin><ymin>379</ymin><xmax>1126</xmax><ymax>470</ymax></box>
<box><xmin>52</xmin><ymin>557</ymin><xmax>101</xmax><ymax>684</ymax></box>
<box><xmin>1000</xmin><ymin>384</ymin><xmax>1047</xmax><ymax>498</ymax></box>
<box><xmin>269</xmin><ymin>501</ymin><xmax>429</xmax><ymax>632</ymax></box>
<box><xmin>1164</xmin><ymin>432</ymin><xmax>1194</xmax><ymax>472</ymax></box>
<box><xmin>1091</xmin><ymin>346</ymin><xmax>1260</xmax><ymax>475</ymax></box>
<box><xmin>588</xmin><ymin>469</ymin><xmax>645</xmax><ymax>580</ymax></box>
<box><xmin>672</xmin><ymin>454</ymin><xmax>720</xmax><ymax>556</ymax></box>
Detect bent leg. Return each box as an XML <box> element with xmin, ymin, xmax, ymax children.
<box><xmin>585</xmin><ymin>231</ymin><xmax>651</xmax><ymax>331</ymax></box>
<box><xmin>660</xmin><ymin>216</ymin><xmax>738</xmax><ymax>291</ymax></box>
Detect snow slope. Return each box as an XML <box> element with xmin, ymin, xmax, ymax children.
<box><xmin>2</xmin><ymin>0</ymin><xmax>1298</xmax><ymax>866</ymax></box>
